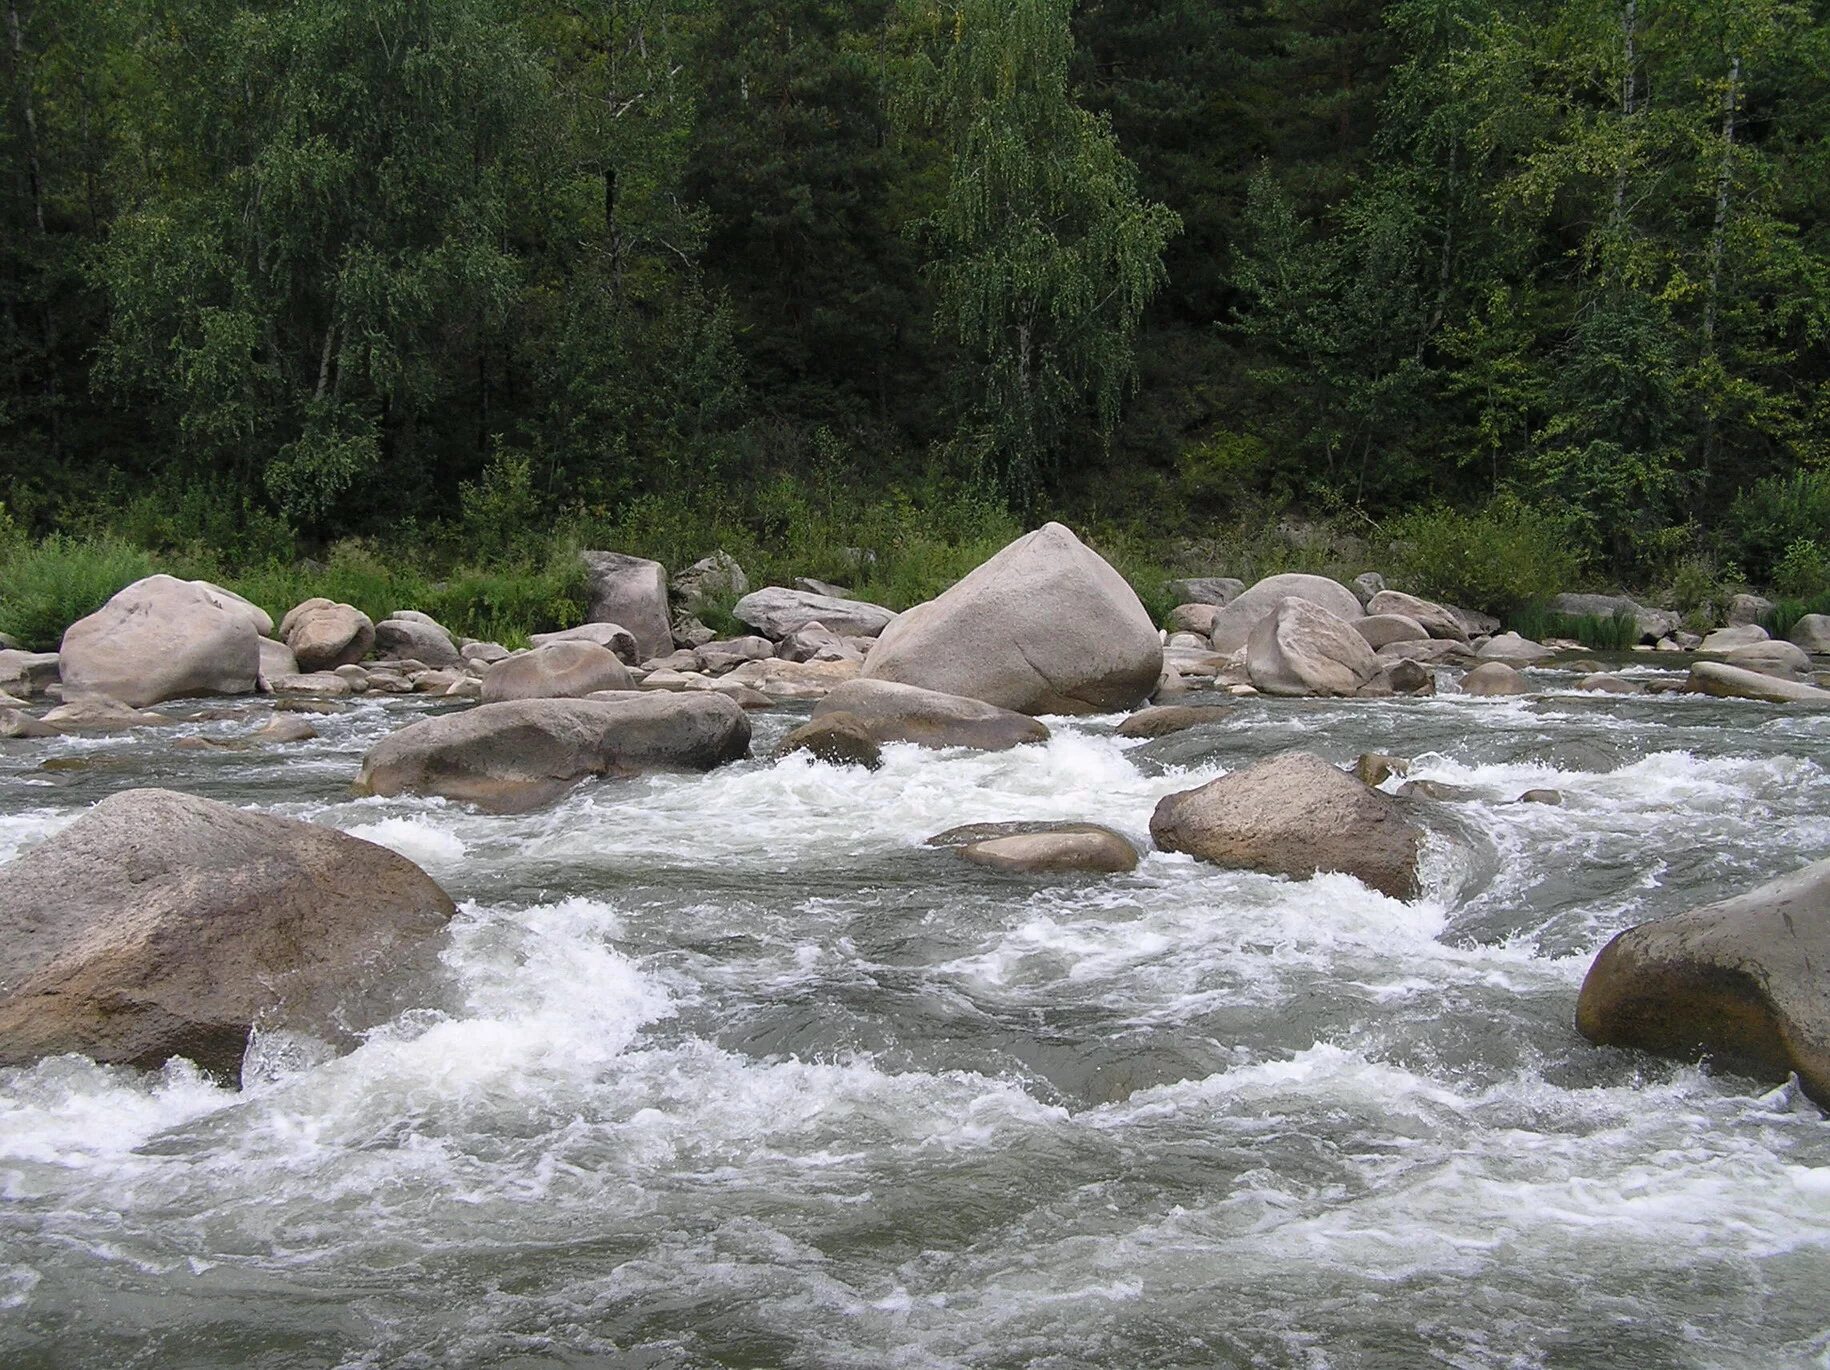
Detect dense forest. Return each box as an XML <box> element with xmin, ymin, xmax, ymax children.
<box><xmin>3</xmin><ymin>0</ymin><xmax>1829</xmax><ymax>638</ymax></box>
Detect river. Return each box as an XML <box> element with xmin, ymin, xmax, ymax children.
<box><xmin>2</xmin><ymin>677</ymin><xmax>1828</xmax><ymax>1367</ymax></box>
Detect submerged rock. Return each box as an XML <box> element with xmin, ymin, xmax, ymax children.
<box><xmin>1150</xmin><ymin>751</ymin><xmax>1425</xmax><ymax>899</ymax></box>
<box><xmin>1576</xmin><ymin>857</ymin><xmax>1830</xmax><ymax>1108</ymax></box>
<box><xmin>860</xmin><ymin>523</ymin><xmax>1160</xmax><ymax>714</ymax></box>
<box><xmin>356</xmin><ymin>694</ymin><xmax>752</xmax><ymax>811</ymax></box>
<box><xmin>1115</xmin><ymin>704</ymin><xmax>1232</xmax><ymax>739</ymax></box>
<box><xmin>957</xmin><ymin>827</ymin><xmax>1139</xmax><ymax>875</ymax></box>
<box><xmin>774</xmin><ymin>712</ymin><xmax>882</xmax><ymax>769</ymax></box>
<box><xmin>813</xmin><ymin>678</ymin><xmax>1048</xmax><ymax>751</ymax></box>
<box><xmin>61</xmin><ymin>576</ymin><xmax>261</xmax><ymax>707</ymax></box>
<box><xmin>0</xmin><ymin>789</ymin><xmax>455</xmax><ymax>1082</ymax></box>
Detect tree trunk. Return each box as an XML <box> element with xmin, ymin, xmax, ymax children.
<box><xmin>1701</xmin><ymin>56</ymin><xmax>1741</xmax><ymax>350</ymax></box>
<box><xmin>6</xmin><ymin>0</ymin><xmax>59</xmax><ymax>456</ymax></box>
<box><xmin>1611</xmin><ymin>0</ymin><xmax>1637</xmax><ymax>233</ymax></box>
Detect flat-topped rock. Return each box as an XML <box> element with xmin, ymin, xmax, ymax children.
<box><xmin>580</xmin><ymin>550</ymin><xmax>673</xmax><ymax>662</ymax></box>
<box><xmin>1686</xmin><ymin>661</ymin><xmax>1830</xmax><ymax>704</ymax></box>
<box><xmin>481</xmin><ymin>641</ymin><xmax>632</xmax><ymax>703</ymax></box>
<box><xmin>957</xmin><ymin>827</ymin><xmax>1139</xmax><ymax>875</ymax></box>
<box><xmin>734</xmin><ymin>587</ymin><xmax>896</xmax><ymax>639</ymax></box>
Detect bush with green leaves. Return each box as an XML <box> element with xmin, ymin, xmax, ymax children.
<box><xmin>1724</xmin><ymin>472</ymin><xmax>1830</xmax><ymax>586</ymax></box>
<box><xmin>0</xmin><ymin>535</ymin><xmax>155</xmax><ymax>651</ymax></box>
<box><xmin>1381</xmin><ymin>498</ymin><xmax>1584</xmax><ymax>617</ymax></box>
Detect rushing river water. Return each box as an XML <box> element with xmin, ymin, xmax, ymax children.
<box><xmin>2</xmin><ymin>674</ymin><xmax>1829</xmax><ymax>1368</ymax></box>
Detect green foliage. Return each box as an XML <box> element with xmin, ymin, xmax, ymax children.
<box><xmin>1772</xmin><ymin>538</ymin><xmax>1830</xmax><ymax>599</ymax></box>
<box><xmin>1383</xmin><ymin>497</ymin><xmax>1585</xmax><ymax>616</ymax></box>
<box><xmin>1724</xmin><ymin>471</ymin><xmax>1830</xmax><ymax>584</ymax></box>
<box><xmin>1507</xmin><ymin>605</ymin><xmax>1639</xmax><ymax>652</ymax></box>
<box><xmin>0</xmin><ymin>535</ymin><xmax>154</xmax><ymax>650</ymax></box>
<box><xmin>1767</xmin><ymin>591</ymin><xmax>1830</xmax><ymax>641</ymax></box>
<box><xmin>460</xmin><ymin>452</ymin><xmax>547</xmax><ymax>567</ymax></box>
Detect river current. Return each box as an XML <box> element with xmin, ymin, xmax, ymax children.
<box><xmin>2</xmin><ymin>676</ymin><xmax>1828</xmax><ymax>1368</ymax></box>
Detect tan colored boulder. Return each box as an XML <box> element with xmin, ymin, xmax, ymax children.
<box><xmin>1476</xmin><ymin>632</ymin><xmax>1553</xmax><ymax>666</ymax></box>
<box><xmin>774</xmin><ymin>712</ymin><xmax>882</xmax><ymax>769</ymax></box>
<box><xmin>356</xmin><ymin>694</ymin><xmax>752</xmax><ymax>811</ymax></box>
<box><xmin>0</xmin><ymin>708</ymin><xmax>57</xmax><ymax>738</ymax></box>
<box><xmin>726</xmin><ymin>656</ymin><xmax>862</xmax><ymax>701</ymax></box>
<box><xmin>257</xmin><ymin>637</ymin><xmax>299</xmax><ymax>689</ymax></box>
<box><xmin>1576</xmin><ymin>857</ymin><xmax>1830</xmax><ymax>1108</ymax></box>
<box><xmin>580</xmin><ymin>550</ymin><xmax>673</xmax><ymax>662</ymax></box>
<box><xmin>281</xmin><ymin>598</ymin><xmax>375</xmax><ymax>672</ymax></box>
<box><xmin>1246</xmin><ymin>597</ymin><xmax>1378</xmax><ymax>697</ymax></box>
<box><xmin>957</xmin><ymin>827</ymin><xmax>1139</xmax><ymax>875</ymax></box>
<box><xmin>813</xmin><ymin>678</ymin><xmax>1049</xmax><ymax>751</ymax></box>
<box><xmin>268</xmin><ymin>672</ymin><xmax>353</xmax><ymax>697</ymax></box>
<box><xmin>1167</xmin><ymin>603</ymin><xmax>1220</xmax><ymax>636</ymax></box>
<box><xmin>1686</xmin><ymin>661</ymin><xmax>1830</xmax><ymax>704</ymax></box>
<box><xmin>0</xmin><ymin>789</ymin><xmax>454</xmax><ymax>1081</ymax></box>
<box><xmin>860</xmin><ymin>523</ymin><xmax>1161</xmax><ymax>714</ymax></box>
<box><xmin>696</xmin><ymin>636</ymin><xmax>777</xmax><ymax>674</ymax></box>
<box><xmin>1724</xmin><ymin>639</ymin><xmax>1812</xmax><ymax>678</ymax></box>
<box><xmin>1150</xmin><ymin>751</ymin><xmax>1425</xmax><ymax>899</ymax></box>
<box><xmin>529</xmin><ymin>623</ymin><xmax>640</xmax><ymax>664</ymax></box>
<box><xmin>1354</xmin><ymin>613</ymin><xmax>1430</xmax><ymax>649</ymax></box>
<box><xmin>1208</xmin><ymin>574</ymin><xmax>1364</xmax><ymax>654</ymax></box>
<box><xmin>1460</xmin><ymin>661</ymin><xmax>1531</xmax><ymax>696</ymax></box>
<box><xmin>1116</xmin><ymin>704</ymin><xmax>1232</xmax><ymax>738</ymax></box>
<box><xmin>1576</xmin><ymin>672</ymin><xmax>1643</xmax><ymax>694</ymax></box>
<box><xmin>1365</xmin><ymin>590</ymin><xmax>1467</xmax><ymax>641</ymax></box>
<box><xmin>40</xmin><ymin>697</ymin><xmax>173</xmax><ymax>731</ymax></box>
<box><xmin>0</xmin><ymin>649</ymin><xmax>61</xmax><ymax>698</ymax></box>
<box><xmin>60</xmin><ymin>576</ymin><xmax>261</xmax><ymax>707</ymax></box>
<box><xmin>374</xmin><ymin>614</ymin><xmax>461</xmax><ymax>668</ymax></box>
<box><xmin>1701</xmin><ymin>623</ymin><xmax>1768</xmax><ymax>652</ymax></box>
<box><xmin>1787</xmin><ymin>614</ymin><xmax>1830</xmax><ymax>655</ymax></box>
<box><xmin>481</xmin><ymin>641</ymin><xmax>632</xmax><ymax>703</ymax></box>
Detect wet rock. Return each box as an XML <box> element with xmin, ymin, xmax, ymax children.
<box><xmin>1477</xmin><ymin>632</ymin><xmax>1554</xmax><ymax>666</ymax></box>
<box><xmin>1372</xmin><ymin>658</ymin><xmax>1435</xmax><ymax>696</ymax></box>
<box><xmin>696</xmin><ymin>636</ymin><xmax>777</xmax><ymax>674</ymax></box>
<box><xmin>580</xmin><ymin>550</ymin><xmax>673</xmax><ymax>663</ymax></box>
<box><xmin>61</xmin><ymin>577</ymin><xmax>261</xmax><ymax>707</ymax></box>
<box><xmin>1397</xmin><ymin>779</ymin><xmax>1478</xmax><ymax>802</ymax></box>
<box><xmin>0</xmin><ymin>649</ymin><xmax>61</xmax><ymax>699</ymax></box>
<box><xmin>1166</xmin><ymin>577</ymin><xmax>1245</xmax><ymax>607</ymax></box>
<box><xmin>1789</xmin><ymin>614</ymin><xmax>1830</xmax><ymax>655</ymax></box>
<box><xmin>374</xmin><ymin>614</ymin><xmax>461</xmax><ymax>668</ymax></box>
<box><xmin>266</xmin><ymin>672</ymin><xmax>353</xmax><ymax>697</ymax></box>
<box><xmin>257</xmin><ymin>714</ymin><xmax>319</xmax><ymax>743</ymax></box>
<box><xmin>1377</xmin><ymin>638</ymin><xmax>1479</xmax><ymax>666</ymax></box>
<box><xmin>1727</xmin><ymin>593</ymin><xmax>1774</xmax><ymax>628</ymax></box>
<box><xmin>1354</xmin><ymin>613</ymin><xmax>1430</xmax><ymax>649</ymax></box>
<box><xmin>1576</xmin><ymin>857</ymin><xmax>1830</xmax><ymax>1108</ymax></box>
<box><xmin>280</xmin><ymin>599</ymin><xmax>374</xmax><ymax>673</ymax></box>
<box><xmin>0</xmin><ymin>707</ymin><xmax>57</xmax><ymax>739</ymax></box>
<box><xmin>1686</xmin><ymin>661</ymin><xmax>1830</xmax><ymax>704</ymax></box>
<box><xmin>273</xmin><ymin>697</ymin><xmax>351</xmax><ymax>715</ymax></box>
<box><xmin>333</xmin><ymin>664</ymin><xmax>370</xmax><ymax>692</ymax></box>
<box><xmin>356</xmin><ymin>694</ymin><xmax>752</xmax><ymax>812</ymax></box>
<box><xmin>0</xmin><ymin>789</ymin><xmax>455</xmax><ymax>1082</ymax></box>
<box><xmin>774</xmin><ymin>712</ymin><xmax>882</xmax><ymax>769</ymax></box>
<box><xmin>860</xmin><ymin>524</ymin><xmax>1160</xmax><ymax>715</ymax></box>
<box><xmin>1366</xmin><ymin>590</ymin><xmax>1468</xmax><ymax>641</ymax></box>
<box><xmin>1517</xmin><ymin>788</ymin><xmax>1563</xmax><ymax>805</ymax></box>
<box><xmin>957</xmin><ymin>827</ymin><xmax>1139</xmax><ymax>875</ymax></box>
<box><xmin>1577</xmin><ymin>673</ymin><xmax>1643</xmax><ymax>694</ymax></box>
<box><xmin>1116</xmin><ymin>704</ymin><xmax>1232</xmax><ymax>738</ymax></box>
<box><xmin>40</xmin><ymin>697</ymin><xmax>174</xmax><ymax>731</ymax></box>
<box><xmin>530</xmin><ymin>622</ymin><xmax>640</xmax><ymax>664</ymax></box>
<box><xmin>670</xmin><ymin>551</ymin><xmax>748</xmax><ymax>615</ymax></box>
<box><xmin>813</xmin><ymin>678</ymin><xmax>1048</xmax><ymax>751</ymax></box>
<box><xmin>1167</xmin><ymin>603</ymin><xmax>1219</xmax><ymax>636</ymax></box>
<box><xmin>1460</xmin><ymin>661</ymin><xmax>1531</xmax><ymax>696</ymax></box>
<box><xmin>1724</xmin><ymin>640</ymin><xmax>1812</xmax><ymax>678</ymax></box>
<box><xmin>735</xmin><ymin>587</ymin><xmax>897</xmax><ymax>640</ymax></box>
<box><xmin>1152</xmin><ymin>752</ymin><xmax>1425</xmax><ymax>899</ymax></box>
<box><xmin>1354</xmin><ymin>753</ymin><xmax>1411</xmax><ymax>787</ymax></box>
<box><xmin>1208</xmin><ymin>574</ymin><xmax>1365</xmax><ymax>654</ymax></box>
<box><xmin>481</xmin><ymin>641</ymin><xmax>632</xmax><ymax>703</ymax></box>
<box><xmin>1246</xmin><ymin>597</ymin><xmax>1378</xmax><ymax>697</ymax></box>
<box><xmin>1700</xmin><ymin>624</ymin><xmax>1768</xmax><ymax>653</ymax></box>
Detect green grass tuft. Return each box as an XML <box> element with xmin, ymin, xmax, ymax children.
<box><xmin>0</xmin><ymin>534</ymin><xmax>156</xmax><ymax>650</ymax></box>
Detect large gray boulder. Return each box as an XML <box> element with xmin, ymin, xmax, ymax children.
<box><xmin>480</xmin><ymin>641</ymin><xmax>632</xmax><ymax>703</ymax></box>
<box><xmin>670</xmin><ymin>552</ymin><xmax>748</xmax><ymax>614</ymax></box>
<box><xmin>1700</xmin><ymin>624</ymin><xmax>1768</xmax><ymax>653</ymax></box>
<box><xmin>374</xmin><ymin>614</ymin><xmax>461</xmax><ymax>668</ymax></box>
<box><xmin>356</xmin><ymin>694</ymin><xmax>752</xmax><ymax>811</ymax></box>
<box><xmin>1165</xmin><ymin>577</ymin><xmax>1245</xmax><ymax>607</ymax></box>
<box><xmin>1354</xmin><ymin>613</ymin><xmax>1430</xmax><ymax>649</ymax></box>
<box><xmin>61</xmin><ymin>576</ymin><xmax>260</xmax><ymax>707</ymax></box>
<box><xmin>1245</xmin><ymin>597</ymin><xmax>1378</xmax><ymax>697</ymax></box>
<box><xmin>1150</xmin><ymin>751</ymin><xmax>1426</xmax><ymax>899</ymax></box>
<box><xmin>0</xmin><ymin>789</ymin><xmax>454</xmax><ymax>1081</ymax></box>
<box><xmin>1208</xmin><ymin>574</ymin><xmax>1364</xmax><ymax>654</ymax></box>
<box><xmin>1727</xmin><ymin>593</ymin><xmax>1774</xmax><ymax>627</ymax></box>
<box><xmin>859</xmin><ymin>522</ymin><xmax>1161</xmax><ymax>714</ymax></box>
<box><xmin>1686</xmin><ymin>661</ymin><xmax>1830</xmax><ymax>704</ymax></box>
<box><xmin>1725</xmin><ymin>640</ymin><xmax>1812</xmax><ymax>678</ymax></box>
<box><xmin>1576</xmin><ymin>857</ymin><xmax>1830</xmax><ymax>1108</ymax></box>
<box><xmin>580</xmin><ymin>550</ymin><xmax>673</xmax><ymax>663</ymax></box>
<box><xmin>529</xmin><ymin>622</ymin><xmax>639</xmax><ymax>664</ymax></box>
<box><xmin>813</xmin><ymin>678</ymin><xmax>1049</xmax><ymax>751</ymax></box>
<box><xmin>1549</xmin><ymin>593</ymin><xmax>1678</xmax><ymax>645</ymax></box>
<box><xmin>280</xmin><ymin>598</ymin><xmax>375</xmax><ymax>672</ymax></box>
<box><xmin>733</xmin><ymin>587</ymin><xmax>897</xmax><ymax>639</ymax></box>
<box><xmin>1790</xmin><ymin>614</ymin><xmax>1830</xmax><ymax>655</ymax></box>
<box><xmin>1365</xmin><ymin>590</ymin><xmax>1467</xmax><ymax>641</ymax></box>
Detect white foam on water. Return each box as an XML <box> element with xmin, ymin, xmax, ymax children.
<box><xmin>342</xmin><ymin>814</ymin><xmax>470</xmax><ymax>871</ymax></box>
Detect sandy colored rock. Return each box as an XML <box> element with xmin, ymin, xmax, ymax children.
<box><xmin>1576</xmin><ymin>857</ymin><xmax>1830</xmax><ymax>1108</ymax></box>
<box><xmin>1365</xmin><ymin>590</ymin><xmax>1468</xmax><ymax>641</ymax></box>
<box><xmin>1686</xmin><ymin>661</ymin><xmax>1830</xmax><ymax>704</ymax></box>
<box><xmin>1116</xmin><ymin>704</ymin><xmax>1232</xmax><ymax>738</ymax></box>
<box><xmin>281</xmin><ymin>599</ymin><xmax>375</xmax><ymax>673</ymax></box>
<box><xmin>1246</xmin><ymin>597</ymin><xmax>1378</xmax><ymax>697</ymax></box>
<box><xmin>1354</xmin><ymin>613</ymin><xmax>1430</xmax><ymax>649</ymax></box>
<box><xmin>1460</xmin><ymin>661</ymin><xmax>1531</xmax><ymax>696</ymax></box>
<box><xmin>1151</xmin><ymin>752</ymin><xmax>1425</xmax><ymax>899</ymax></box>
<box><xmin>0</xmin><ymin>789</ymin><xmax>454</xmax><ymax>1081</ymax></box>
<box><xmin>481</xmin><ymin>641</ymin><xmax>632</xmax><ymax>703</ymax></box>
<box><xmin>734</xmin><ymin>587</ymin><xmax>897</xmax><ymax>639</ymax></box>
<box><xmin>1789</xmin><ymin>614</ymin><xmax>1830</xmax><ymax>655</ymax></box>
<box><xmin>580</xmin><ymin>551</ymin><xmax>673</xmax><ymax>663</ymax></box>
<box><xmin>774</xmin><ymin>712</ymin><xmax>883</xmax><ymax>769</ymax></box>
<box><xmin>529</xmin><ymin>623</ymin><xmax>640</xmax><ymax>664</ymax></box>
<box><xmin>61</xmin><ymin>576</ymin><xmax>261</xmax><ymax>707</ymax></box>
<box><xmin>814</xmin><ymin>678</ymin><xmax>1049</xmax><ymax>751</ymax></box>
<box><xmin>860</xmin><ymin>523</ymin><xmax>1161</xmax><ymax>715</ymax></box>
<box><xmin>374</xmin><ymin>615</ymin><xmax>461</xmax><ymax>668</ymax></box>
<box><xmin>1208</xmin><ymin>574</ymin><xmax>1364</xmax><ymax>655</ymax></box>
<box><xmin>958</xmin><ymin>828</ymin><xmax>1139</xmax><ymax>875</ymax></box>
<box><xmin>1167</xmin><ymin>603</ymin><xmax>1220</xmax><ymax>636</ymax></box>
<box><xmin>1476</xmin><ymin>632</ymin><xmax>1553</xmax><ymax>666</ymax></box>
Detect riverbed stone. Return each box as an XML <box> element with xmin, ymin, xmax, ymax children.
<box><xmin>529</xmin><ymin>623</ymin><xmax>640</xmax><ymax>664</ymax></box>
<box><xmin>580</xmin><ymin>550</ymin><xmax>673</xmax><ymax>663</ymax></box>
<box><xmin>0</xmin><ymin>789</ymin><xmax>455</xmax><ymax>1082</ymax></box>
<box><xmin>357</xmin><ymin>694</ymin><xmax>752</xmax><ymax>811</ymax></box>
<box><xmin>774</xmin><ymin>712</ymin><xmax>882</xmax><ymax>769</ymax></box>
<box><xmin>1166</xmin><ymin>577</ymin><xmax>1245</xmax><ymax>607</ymax></box>
<box><xmin>1366</xmin><ymin>590</ymin><xmax>1468</xmax><ymax>641</ymax></box>
<box><xmin>281</xmin><ymin>599</ymin><xmax>375</xmax><ymax>673</ymax></box>
<box><xmin>726</xmin><ymin>656</ymin><xmax>862</xmax><ymax>701</ymax></box>
<box><xmin>1700</xmin><ymin>624</ymin><xmax>1768</xmax><ymax>653</ymax></box>
<box><xmin>734</xmin><ymin>587</ymin><xmax>897</xmax><ymax>640</ymax></box>
<box><xmin>813</xmin><ymin>678</ymin><xmax>1048</xmax><ymax>751</ymax></box>
<box><xmin>1727</xmin><ymin>593</ymin><xmax>1774</xmax><ymax>628</ymax></box>
<box><xmin>670</xmin><ymin>551</ymin><xmax>748</xmax><ymax>615</ymax></box>
<box><xmin>1246</xmin><ymin>597</ymin><xmax>1379</xmax><ymax>697</ymax></box>
<box><xmin>0</xmin><ymin>708</ymin><xmax>57</xmax><ymax>738</ymax></box>
<box><xmin>1354</xmin><ymin>753</ymin><xmax>1411</xmax><ymax>787</ymax></box>
<box><xmin>1577</xmin><ymin>673</ymin><xmax>1643</xmax><ymax>694</ymax></box>
<box><xmin>0</xmin><ymin>649</ymin><xmax>61</xmax><ymax>698</ymax></box>
<box><xmin>1476</xmin><ymin>632</ymin><xmax>1554</xmax><ymax>666</ymax></box>
<box><xmin>1518</xmin><ymin>789</ymin><xmax>1563</xmax><ymax>805</ymax></box>
<box><xmin>1460</xmin><ymin>661</ymin><xmax>1532</xmax><ymax>696</ymax></box>
<box><xmin>1786</xmin><ymin>615</ymin><xmax>1830</xmax><ymax>656</ymax></box>
<box><xmin>1167</xmin><ymin>603</ymin><xmax>1219</xmax><ymax>637</ymax></box>
<box><xmin>1377</xmin><ymin>638</ymin><xmax>1479</xmax><ymax>666</ymax></box>
<box><xmin>860</xmin><ymin>523</ymin><xmax>1161</xmax><ymax>714</ymax></box>
<box><xmin>1150</xmin><ymin>751</ymin><xmax>1425</xmax><ymax>899</ymax></box>
<box><xmin>268</xmin><ymin>672</ymin><xmax>353</xmax><ymax>697</ymax></box>
<box><xmin>1208</xmin><ymin>574</ymin><xmax>1365</xmax><ymax>654</ymax></box>
<box><xmin>1724</xmin><ymin>640</ymin><xmax>1812</xmax><ymax>678</ymax></box>
<box><xmin>1350</xmin><ymin>572</ymin><xmax>1386</xmax><ymax>607</ymax></box>
<box><xmin>61</xmin><ymin>576</ymin><xmax>261</xmax><ymax>707</ymax></box>
<box><xmin>1116</xmin><ymin>704</ymin><xmax>1232</xmax><ymax>738</ymax></box>
<box><xmin>696</xmin><ymin>636</ymin><xmax>777</xmax><ymax>674</ymax></box>
<box><xmin>481</xmin><ymin>641</ymin><xmax>632</xmax><ymax>703</ymax></box>
<box><xmin>1576</xmin><ymin>857</ymin><xmax>1830</xmax><ymax>1108</ymax></box>
<box><xmin>1549</xmin><ymin>593</ymin><xmax>1680</xmax><ymax>645</ymax></box>
<box><xmin>374</xmin><ymin>615</ymin><xmax>461</xmax><ymax>668</ymax></box>
<box><xmin>1354</xmin><ymin>613</ymin><xmax>1430</xmax><ymax>649</ymax></box>
<box><xmin>1370</xmin><ymin>658</ymin><xmax>1436</xmax><ymax>696</ymax></box>
<box><xmin>1686</xmin><ymin>661</ymin><xmax>1830</xmax><ymax>704</ymax></box>
<box><xmin>957</xmin><ymin>828</ymin><xmax>1139</xmax><ymax>876</ymax></box>
<box><xmin>40</xmin><ymin>697</ymin><xmax>174</xmax><ymax>731</ymax></box>
<box><xmin>461</xmin><ymin>640</ymin><xmax>512</xmax><ymax>665</ymax></box>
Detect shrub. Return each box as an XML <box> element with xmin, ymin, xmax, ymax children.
<box><xmin>1772</xmin><ymin>538</ymin><xmax>1830</xmax><ymax>599</ymax></box>
<box><xmin>1382</xmin><ymin>497</ymin><xmax>1583</xmax><ymax>617</ymax></box>
<box><xmin>1767</xmin><ymin>590</ymin><xmax>1830</xmax><ymax>641</ymax></box>
<box><xmin>0</xmin><ymin>535</ymin><xmax>155</xmax><ymax>650</ymax></box>
<box><xmin>1508</xmin><ymin>605</ymin><xmax>1638</xmax><ymax>651</ymax></box>
<box><xmin>1723</xmin><ymin>470</ymin><xmax>1830</xmax><ymax>585</ymax></box>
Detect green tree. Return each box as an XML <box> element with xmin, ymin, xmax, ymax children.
<box><xmin>894</xmin><ymin>0</ymin><xmax>1179</xmax><ymax>502</ymax></box>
